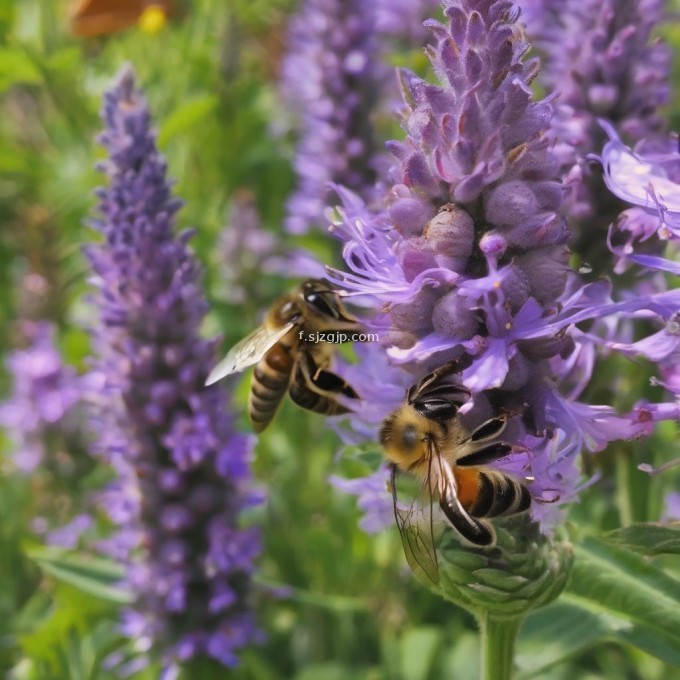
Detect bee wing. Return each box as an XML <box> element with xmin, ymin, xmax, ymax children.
<box><xmin>390</xmin><ymin>465</ymin><xmax>440</xmax><ymax>587</ymax></box>
<box><xmin>205</xmin><ymin>323</ymin><xmax>295</xmax><ymax>386</ymax></box>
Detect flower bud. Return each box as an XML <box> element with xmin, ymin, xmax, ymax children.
<box><xmin>424</xmin><ymin>204</ymin><xmax>474</xmax><ymax>258</ymax></box>
<box><xmin>389</xmin><ymin>196</ymin><xmax>436</xmax><ymax>236</ymax></box>
<box><xmin>516</xmin><ymin>247</ymin><xmax>570</xmax><ymax>304</ymax></box>
<box><xmin>396</xmin><ymin>237</ymin><xmax>437</xmax><ymax>281</ymax></box>
<box><xmin>434</xmin><ymin>516</ymin><xmax>573</xmax><ymax>617</ymax></box>
<box><xmin>485</xmin><ymin>180</ymin><xmax>540</xmax><ymax>228</ymax></box>
<box><xmin>432</xmin><ymin>291</ymin><xmax>479</xmax><ymax>338</ymax></box>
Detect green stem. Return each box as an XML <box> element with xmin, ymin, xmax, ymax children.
<box><xmin>615</xmin><ymin>446</ymin><xmax>634</xmax><ymax>526</ymax></box>
<box><xmin>479</xmin><ymin>612</ymin><xmax>523</xmax><ymax>680</ymax></box>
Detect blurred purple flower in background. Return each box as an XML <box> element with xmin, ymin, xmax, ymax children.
<box><xmin>663</xmin><ymin>491</ymin><xmax>680</xmax><ymax>521</ymax></box>
<box><xmin>375</xmin><ymin>0</ymin><xmax>443</xmax><ymax>44</ymax></box>
<box><xmin>280</xmin><ymin>0</ymin><xmax>448</xmax><ymax>237</ymax></box>
<box><xmin>281</xmin><ymin>0</ymin><xmax>385</xmax><ymax>235</ymax></box>
<box><xmin>0</xmin><ymin>321</ymin><xmax>84</xmax><ymax>473</ymax></box>
<box><xmin>519</xmin><ymin>0</ymin><xmax>672</xmax><ymax>269</ymax></box>
<box><xmin>216</xmin><ymin>189</ymin><xmax>276</xmax><ymax>305</ymax></box>
<box><xmin>84</xmin><ymin>66</ymin><xmax>262</xmax><ymax>670</ymax></box>
<box><xmin>593</xmin><ymin>121</ymin><xmax>680</xmax><ymax>255</ymax></box>
<box><xmin>324</xmin><ymin>0</ymin><xmax>680</xmax><ymax>532</ymax></box>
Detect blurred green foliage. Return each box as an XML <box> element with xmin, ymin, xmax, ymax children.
<box><xmin>0</xmin><ymin>0</ymin><xmax>679</xmax><ymax>679</ymax></box>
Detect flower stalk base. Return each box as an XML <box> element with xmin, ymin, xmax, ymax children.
<box><xmin>431</xmin><ymin>516</ymin><xmax>574</xmax><ymax>679</ymax></box>
<box><xmin>479</xmin><ymin>613</ymin><xmax>522</xmax><ymax>680</ymax></box>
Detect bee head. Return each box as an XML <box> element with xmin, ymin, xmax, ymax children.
<box><xmin>300</xmin><ymin>279</ymin><xmax>356</xmax><ymax>325</ymax></box>
<box><xmin>380</xmin><ymin>406</ymin><xmax>438</xmax><ymax>470</ymax></box>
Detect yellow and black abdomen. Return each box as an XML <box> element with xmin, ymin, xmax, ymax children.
<box><xmin>454</xmin><ymin>467</ymin><xmax>530</xmax><ymax>518</ymax></box>
<box><xmin>248</xmin><ymin>342</ymin><xmax>294</xmax><ymax>433</ymax></box>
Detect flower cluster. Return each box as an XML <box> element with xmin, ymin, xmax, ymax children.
<box><xmin>216</xmin><ymin>189</ymin><xmax>277</xmax><ymax>305</ymax></box>
<box><xmin>521</xmin><ymin>1</ymin><xmax>680</xmax><ymax>445</ymax></box>
<box><xmin>595</xmin><ymin>122</ymin><xmax>680</xmax><ymax>258</ymax></box>
<box><xmin>281</xmin><ymin>0</ymin><xmax>450</xmax><ymax>237</ymax></box>
<box><xmin>0</xmin><ymin>321</ymin><xmax>84</xmax><ymax>474</ymax></box>
<box><xmin>326</xmin><ymin>0</ymin><xmax>680</xmax><ymax>532</ymax></box>
<box><xmin>85</xmin><ymin>66</ymin><xmax>261</xmax><ymax>671</ymax></box>
<box><xmin>375</xmin><ymin>0</ymin><xmax>443</xmax><ymax>44</ymax></box>
<box><xmin>519</xmin><ymin>0</ymin><xmax>672</xmax><ymax>270</ymax></box>
<box><xmin>281</xmin><ymin>0</ymin><xmax>385</xmax><ymax>234</ymax></box>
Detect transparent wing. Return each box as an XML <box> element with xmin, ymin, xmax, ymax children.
<box><xmin>205</xmin><ymin>323</ymin><xmax>294</xmax><ymax>386</ymax></box>
<box><xmin>390</xmin><ymin>464</ymin><xmax>439</xmax><ymax>587</ymax></box>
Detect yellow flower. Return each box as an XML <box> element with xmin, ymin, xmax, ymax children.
<box><xmin>138</xmin><ymin>4</ymin><xmax>167</xmax><ymax>34</ymax></box>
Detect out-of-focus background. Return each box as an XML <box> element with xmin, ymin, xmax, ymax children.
<box><xmin>1</xmin><ymin>1</ymin><xmax>680</xmax><ymax>678</ymax></box>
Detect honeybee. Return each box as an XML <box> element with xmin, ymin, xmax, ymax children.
<box><xmin>206</xmin><ymin>279</ymin><xmax>360</xmax><ymax>433</ymax></box>
<box><xmin>379</xmin><ymin>361</ymin><xmax>531</xmax><ymax>584</ymax></box>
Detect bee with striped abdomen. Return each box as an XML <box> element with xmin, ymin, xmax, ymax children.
<box><xmin>379</xmin><ymin>361</ymin><xmax>531</xmax><ymax>584</ymax></box>
<box><xmin>206</xmin><ymin>279</ymin><xmax>360</xmax><ymax>432</ymax></box>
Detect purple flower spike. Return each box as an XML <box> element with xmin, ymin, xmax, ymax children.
<box><xmin>216</xmin><ymin>190</ymin><xmax>277</xmax><ymax>305</ymax></box>
<box><xmin>376</xmin><ymin>0</ymin><xmax>443</xmax><ymax>43</ymax></box>
<box><xmin>519</xmin><ymin>0</ymin><xmax>672</xmax><ymax>269</ymax></box>
<box><xmin>594</xmin><ymin>121</ymin><xmax>680</xmax><ymax>240</ymax></box>
<box><xmin>663</xmin><ymin>492</ymin><xmax>680</xmax><ymax>521</ymax></box>
<box><xmin>325</xmin><ymin>0</ymin><xmax>680</xmax><ymax>534</ymax></box>
<box><xmin>85</xmin><ymin>66</ymin><xmax>261</xmax><ymax>670</ymax></box>
<box><xmin>0</xmin><ymin>322</ymin><xmax>84</xmax><ymax>473</ymax></box>
<box><xmin>281</xmin><ymin>0</ymin><xmax>385</xmax><ymax>234</ymax></box>
<box><xmin>521</xmin><ymin>0</ymin><xmax>670</xmax><ymax>148</ymax></box>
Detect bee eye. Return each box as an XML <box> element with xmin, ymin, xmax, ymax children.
<box><xmin>305</xmin><ymin>292</ymin><xmax>338</xmax><ymax>318</ymax></box>
<box><xmin>402</xmin><ymin>424</ymin><xmax>418</xmax><ymax>449</ymax></box>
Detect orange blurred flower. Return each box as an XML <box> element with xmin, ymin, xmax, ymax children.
<box><xmin>68</xmin><ymin>0</ymin><xmax>174</xmax><ymax>37</ymax></box>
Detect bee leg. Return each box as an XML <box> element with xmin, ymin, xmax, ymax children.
<box><xmin>407</xmin><ymin>363</ymin><xmax>471</xmax><ymax>422</ymax></box>
<box><xmin>312</xmin><ymin>370</ymin><xmax>359</xmax><ymax>399</ymax></box>
<box><xmin>411</xmin><ymin>396</ymin><xmax>463</xmax><ymax>423</ymax></box>
<box><xmin>301</xmin><ymin>350</ymin><xmax>358</xmax><ymax>399</ymax></box>
<box><xmin>439</xmin><ymin>491</ymin><xmax>495</xmax><ymax>546</ymax></box>
<box><xmin>456</xmin><ymin>442</ymin><xmax>513</xmax><ymax>467</ymax></box>
<box><xmin>289</xmin><ymin>352</ymin><xmax>358</xmax><ymax>416</ymax></box>
<box><xmin>439</xmin><ymin>461</ymin><xmax>495</xmax><ymax>546</ymax></box>
<box><xmin>466</xmin><ymin>415</ymin><xmax>509</xmax><ymax>443</ymax></box>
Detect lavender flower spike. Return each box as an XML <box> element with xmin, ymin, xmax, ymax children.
<box><xmin>519</xmin><ymin>0</ymin><xmax>672</xmax><ymax>267</ymax></box>
<box><xmin>85</xmin><ymin>66</ymin><xmax>261</xmax><ymax>671</ymax></box>
<box><xmin>0</xmin><ymin>321</ymin><xmax>83</xmax><ymax>474</ymax></box>
<box><xmin>522</xmin><ymin>0</ymin><xmax>669</xmax><ymax>147</ymax></box>
<box><xmin>327</xmin><ymin>0</ymin><xmax>680</xmax><ymax>543</ymax></box>
<box><xmin>593</xmin><ymin>121</ymin><xmax>680</xmax><ymax>241</ymax></box>
<box><xmin>281</xmin><ymin>0</ymin><xmax>384</xmax><ymax>234</ymax></box>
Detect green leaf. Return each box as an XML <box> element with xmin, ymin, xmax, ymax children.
<box><xmin>18</xmin><ymin>584</ymin><xmax>114</xmax><ymax>671</ymax></box>
<box><xmin>0</xmin><ymin>46</ymin><xmax>42</xmax><ymax>91</ymax></box>
<box><xmin>157</xmin><ymin>95</ymin><xmax>218</xmax><ymax>147</ymax></box>
<box><xmin>295</xmin><ymin>663</ymin><xmax>371</xmax><ymax>680</ymax></box>
<box><xmin>400</xmin><ymin>627</ymin><xmax>442</xmax><ymax>680</ymax></box>
<box><xmin>26</xmin><ymin>547</ymin><xmax>133</xmax><ymax>605</ymax></box>
<box><xmin>520</xmin><ymin>538</ymin><xmax>680</xmax><ymax>677</ymax></box>
<box><xmin>571</xmin><ymin>537</ymin><xmax>680</xmax><ymax>611</ymax></box>
<box><xmin>517</xmin><ymin>602</ymin><xmax>607</xmax><ymax>677</ymax></box>
<box><xmin>602</xmin><ymin>523</ymin><xmax>680</xmax><ymax>556</ymax></box>
<box><xmin>516</xmin><ymin>600</ymin><xmax>680</xmax><ymax>678</ymax></box>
